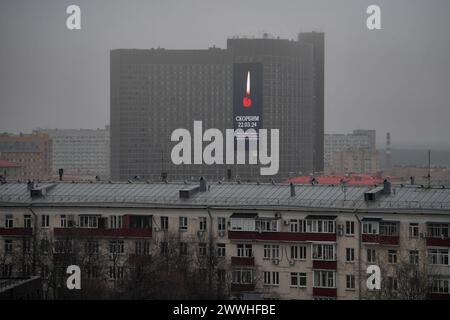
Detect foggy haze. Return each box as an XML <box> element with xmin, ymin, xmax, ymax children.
<box><xmin>1</xmin><ymin>0</ymin><xmax>449</xmax><ymax>149</ymax></box>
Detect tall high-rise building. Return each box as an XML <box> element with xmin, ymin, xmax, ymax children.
<box><xmin>111</xmin><ymin>33</ymin><xmax>324</xmax><ymax>181</ymax></box>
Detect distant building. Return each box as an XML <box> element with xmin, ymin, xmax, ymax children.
<box><xmin>0</xmin><ymin>133</ymin><xmax>52</xmax><ymax>181</ymax></box>
<box><xmin>34</xmin><ymin>127</ymin><xmax>110</xmax><ymax>179</ymax></box>
<box><xmin>0</xmin><ymin>160</ymin><xmax>21</xmax><ymax>182</ymax></box>
<box><xmin>330</xmin><ymin>149</ymin><xmax>380</xmax><ymax>175</ymax></box>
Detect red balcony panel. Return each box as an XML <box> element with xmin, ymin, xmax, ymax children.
<box><xmin>313</xmin><ymin>260</ymin><xmax>337</xmax><ymax>270</ymax></box>
<box><xmin>228</xmin><ymin>231</ymin><xmax>336</xmax><ymax>242</ymax></box>
<box><xmin>362</xmin><ymin>234</ymin><xmax>399</xmax><ymax>245</ymax></box>
<box><xmin>426</xmin><ymin>237</ymin><xmax>450</xmax><ymax>247</ymax></box>
<box><xmin>122</xmin><ymin>215</ymin><xmax>130</xmax><ymax>229</ymax></box>
<box><xmin>230</xmin><ymin>283</ymin><xmax>255</xmax><ymax>292</ymax></box>
<box><xmin>313</xmin><ymin>287</ymin><xmax>337</xmax><ymax>297</ymax></box>
<box><xmin>0</xmin><ymin>228</ymin><xmax>32</xmax><ymax>236</ymax></box>
<box><xmin>429</xmin><ymin>293</ymin><xmax>450</xmax><ymax>300</ymax></box>
<box><xmin>231</xmin><ymin>256</ymin><xmax>255</xmax><ymax>266</ymax></box>
<box><xmin>54</xmin><ymin>228</ymin><xmax>152</xmax><ymax>238</ymax></box>
<box><xmin>128</xmin><ymin>254</ymin><xmax>153</xmax><ymax>264</ymax></box>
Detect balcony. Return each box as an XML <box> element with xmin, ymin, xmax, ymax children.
<box><xmin>362</xmin><ymin>234</ymin><xmax>399</xmax><ymax>245</ymax></box>
<box><xmin>0</xmin><ymin>228</ymin><xmax>32</xmax><ymax>237</ymax></box>
<box><xmin>429</xmin><ymin>293</ymin><xmax>450</xmax><ymax>300</ymax></box>
<box><xmin>230</xmin><ymin>283</ymin><xmax>256</xmax><ymax>292</ymax></box>
<box><xmin>313</xmin><ymin>287</ymin><xmax>337</xmax><ymax>297</ymax></box>
<box><xmin>426</xmin><ymin>237</ymin><xmax>450</xmax><ymax>247</ymax></box>
<box><xmin>54</xmin><ymin>228</ymin><xmax>152</xmax><ymax>238</ymax></box>
<box><xmin>313</xmin><ymin>260</ymin><xmax>337</xmax><ymax>270</ymax></box>
<box><xmin>231</xmin><ymin>256</ymin><xmax>255</xmax><ymax>266</ymax></box>
<box><xmin>228</xmin><ymin>231</ymin><xmax>336</xmax><ymax>242</ymax></box>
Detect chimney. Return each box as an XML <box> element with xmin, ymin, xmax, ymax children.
<box><xmin>382</xmin><ymin>179</ymin><xmax>391</xmax><ymax>195</ymax></box>
<box><xmin>58</xmin><ymin>168</ymin><xmax>64</xmax><ymax>181</ymax></box>
<box><xmin>410</xmin><ymin>176</ymin><xmax>415</xmax><ymax>185</ymax></box>
<box><xmin>290</xmin><ymin>183</ymin><xmax>296</xmax><ymax>197</ymax></box>
<box><xmin>199</xmin><ymin>176</ymin><xmax>207</xmax><ymax>192</ymax></box>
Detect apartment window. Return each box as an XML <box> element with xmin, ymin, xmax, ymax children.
<box><xmin>386</xmin><ymin>277</ymin><xmax>398</xmax><ymax>291</ymax></box>
<box><xmin>431</xmin><ymin>279</ymin><xmax>450</xmax><ymax>294</ymax></box>
<box><xmin>218</xmin><ymin>217</ymin><xmax>226</xmax><ymax>231</ymax></box>
<box><xmin>388</xmin><ymin>250</ymin><xmax>397</xmax><ymax>264</ymax></box>
<box><xmin>428</xmin><ymin>249</ymin><xmax>449</xmax><ymax>265</ymax></box>
<box><xmin>134</xmin><ymin>241</ymin><xmax>150</xmax><ymax>255</ymax></box>
<box><xmin>256</xmin><ymin>219</ymin><xmax>278</xmax><ymax>232</ymax></box>
<box><xmin>160</xmin><ymin>241</ymin><xmax>168</xmax><ymax>256</ymax></box>
<box><xmin>263</xmin><ymin>244</ymin><xmax>280</xmax><ymax>260</ymax></box>
<box><xmin>428</xmin><ymin>224</ymin><xmax>449</xmax><ymax>238</ymax></box>
<box><xmin>306</xmin><ymin>219</ymin><xmax>335</xmax><ymax>233</ymax></box>
<box><xmin>232</xmin><ymin>269</ymin><xmax>254</xmax><ymax>284</ymax></box>
<box><xmin>24</xmin><ymin>215</ymin><xmax>32</xmax><ymax>228</ymax></box>
<box><xmin>313</xmin><ymin>270</ymin><xmax>336</xmax><ymax>288</ymax></box>
<box><xmin>367</xmin><ymin>248</ymin><xmax>376</xmax><ymax>263</ymax></box>
<box><xmin>409</xmin><ymin>223</ymin><xmax>419</xmax><ymax>238</ymax></box>
<box><xmin>79</xmin><ymin>215</ymin><xmax>98</xmax><ymax>228</ymax></box>
<box><xmin>290</xmin><ymin>220</ymin><xmax>299</xmax><ymax>232</ymax></box>
<box><xmin>264</xmin><ymin>271</ymin><xmax>279</xmax><ymax>286</ymax></box>
<box><xmin>199</xmin><ymin>217</ymin><xmax>207</xmax><ymax>231</ymax></box>
<box><xmin>41</xmin><ymin>215</ymin><xmax>49</xmax><ymax>228</ymax></box>
<box><xmin>110</xmin><ymin>215</ymin><xmax>123</xmax><ymax>229</ymax></box>
<box><xmin>217</xmin><ymin>243</ymin><xmax>226</xmax><ymax>257</ymax></box>
<box><xmin>2</xmin><ymin>264</ymin><xmax>12</xmax><ymax>277</ymax></box>
<box><xmin>362</xmin><ymin>222</ymin><xmax>378</xmax><ymax>234</ymax></box>
<box><xmin>179</xmin><ymin>217</ymin><xmax>188</xmax><ymax>230</ymax></box>
<box><xmin>178</xmin><ymin>242</ymin><xmax>187</xmax><ymax>255</ymax></box>
<box><xmin>55</xmin><ymin>240</ymin><xmax>73</xmax><ymax>254</ymax></box>
<box><xmin>346</xmin><ymin>248</ymin><xmax>355</xmax><ymax>262</ymax></box>
<box><xmin>312</xmin><ymin>244</ymin><xmax>336</xmax><ymax>261</ymax></box>
<box><xmin>290</xmin><ymin>245</ymin><xmax>307</xmax><ymax>260</ymax></box>
<box><xmin>217</xmin><ymin>269</ymin><xmax>226</xmax><ymax>283</ymax></box>
<box><xmin>198</xmin><ymin>243</ymin><xmax>207</xmax><ymax>256</ymax></box>
<box><xmin>290</xmin><ymin>272</ymin><xmax>307</xmax><ymax>287</ymax></box>
<box><xmin>40</xmin><ymin>239</ymin><xmax>49</xmax><ymax>254</ymax></box>
<box><xmin>237</xmin><ymin>244</ymin><xmax>252</xmax><ymax>257</ymax></box>
<box><xmin>380</xmin><ymin>222</ymin><xmax>399</xmax><ymax>236</ymax></box>
<box><xmin>346</xmin><ymin>274</ymin><xmax>356</xmax><ymax>290</ymax></box>
<box><xmin>109</xmin><ymin>240</ymin><xmax>124</xmax><ymax>255</ymax></box>
<box><xmin>23</xmin><ymin>239</ymin><xmax>31</xmax><ymax>253</ymax></box>
<box><xmin>109</xmin><ymin>266</ymin><xmax>124</xmax><ymax>280</ymax></box>
<box><xmin>85</xmin><ymin>241</ymin><xmax>99</xmax><ymax>254</ymax></box>
<box><xmin>5</xmin><ymin>215</ymin><xmax>13</xmax><ymax>228</ymax></box>
<box><xmin>409</xmin><ymin>250</ymin><xmax>419</xmax><ymax>265</ymax></box>
<box><xmin>159</xmin><ymin>216</ymin><xmax>168</xmax><ymax>231</ymax></box>
<box><xmin>60</xmin><ymin>215</ymin><xmax>67</xmax><ymax>228</ymax></box>
<box><xmin>4</xmin><ymin>240</ymin><xmax>13</xmax><ymax>253</ymax></box>
<box><xmin>345</xmin><ymin>221</ymin><xmax>355</xmax><ymax>235</ymax></box>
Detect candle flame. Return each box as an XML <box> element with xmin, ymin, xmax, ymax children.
<box><xmin>246</xmin><ymin>71</ymin><xmax>250</xmax><ymax>95</ymax></box>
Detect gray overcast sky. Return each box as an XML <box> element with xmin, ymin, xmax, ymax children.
<box><xmin>1</xmin><ymin>0</ymin><xmax>449</xmax><ymax>148</ymax></box>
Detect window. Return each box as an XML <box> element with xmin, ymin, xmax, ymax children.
<box><xmin>23</xmin><ymin>239</ymin><xmax>31</xmax><ymax>253</ymax></box>
<box><xmin>199</xmin><ymin>217</ymin><xmax>207</xmax><ymax>231</ymax></box>
<box><xmin>160</xmin><ymin>241</ymin><xmax>168</xmax><ymax>256</ymax></box>
<box><xmin>24</xmin><ymin>215</ymin><xmax>32</xmax><ymax>228</ymax></box>
<box><xmin>263</xmin><ymin>244</ymin><xmax>280</xmax><ymax>260</ymax></box>
<box><xmin>289</xmin><ymin>220</ymin><xmax>307</xmax><ymax>233</ymax></box>
<box><xmin>198</xmin><ymin>243</ymin><xmax>207</xmax><ymax>256</ymax></box>
<box><xmin>345</xmin><ymin>221</ymin><xmax>355</xmax><ymax>235</ymax></box>
<box><xmin>218</xmin><ymin>217</ymin><xmax>226</xmax><ymax>231</ymax></box>
<box><xmin>85</xmin><ymin>241</ymin><xmax>99</xmax><ymax>254</ymax></box>
<box><xmin>230</xmin><ymin>218</ymin><xmax>255</xmax><ymax>231</ymax></box>
<box><xmin>5</xmin><ymin>215</ymin><xmax>13</xmax><ymax>228</ymax></box>
<box><xmin>232</xmin><ymin>269</ymin><xmax>254</xmax><ymax>284</ymax></box>
<box><xmin>179</xmin><ymin>217</ymin><xmax>188</xmax><ymax>230</ymax></box>
<box><xmin>312</xmin><ymin>244</ymin><xmax>336</xmax><ymax>261</ymax></box>
<box><xmin>428</xmin><ymin>224</ymin><xmax>449</xmax><ymax>238</ymax></box>
<box><xmin>362</xmin><ymin>222</ymin><xmax>378</xmax><ymax>234</ymax></box>
<box><xmin>346</xmin><ymin>274</ymin><xmax>356</xmax><ymax>290</ymax></box>
<box><xmin>129</xmin><ymin>216</ymin><xmax>151</xmax><ymax>229</ymax></box>
<box><xmin>110</xmin><ymin>215</ymin><xmax>123</xmax><ymax>229</ymax></box>
<box><xmin>79</xmin><ymin>215</ymin><xmax>98</xmax><ymax>228</ymax></box>
<box><xmin>60</xmin><ymin>215</ymin><xmax>67</xmax><ymax>228</ymax></box>
<box><xmin>346</xmin><ymin>248</ymin><xmax>355</xmax><ymax>262</ymax></box>
<box><xmin>109</xmin><ymin>240</ymin><xmax>124</xmax><ymax>255</ymax></box>
<box><xmin>290</xmin><ymin>272</ymin><xmax>307</xmax><ymax>287</ymax></box>
<box><xmin>179</xmin><ymin>242</ymin><xmax>187</xmax><ymax>255</ymax></box>
<box><xmin>40</xmin><ymin>239</ymin><xmax>49</xmax><ymax>254</ymax></box>
<box><xmin>306</xmin><ymin>219</ymin><xmax>335</xmax><ymax>233</ymax></box>
<box><xmin>380</xmin><ymin>222</ymin><xmax>399</xmax><ymax>236</ymax></box>
<box><xmin>264</xmin><ymin>271</ymin><xmax>279</xmax><ymax>286</ymax></box>
<box><xmin>388</xmin><ymin>250</ymin><xmax>397</xmax><ymax>264</ymax></box>
<box><xmin>109</xmin><ymin>266</ymin><xmax>124</xmax><ymax>280</ymax></box>
<box><xmin>4</xmin><ymin>240</ymin><xmax>13</xmax><ymax>253</ymax></box>
<box><xmin>409</xmin><ymin>250</ymin><xmax>419</xmax><ymax>265</ymax></box>
<box><xmin>135</xmin><ymin>241</ymin><xmax>150</xmax><ymax>255</ymax></box>
<box><xmin>409</xmin><ymin>223</ymin><xmax>419</xmax><ymax>238</ymax></box>
<box><xmin>290</xmin><ymin>220</ymin><xmax>299</xmax><ymax>232</ymax></box>
<box><xmin>217</xmin><ymin>243</ymin><xmax>226</xmax><ymax>257</ymax></box>
<box><xmin>367</xmin><ymin>248</ymin><xmax>376</xmax><ymax>263</ymax></box>
<box><xmin>2</xmin><ymin>264</ymin><xmax>12</xmax><ymax>277</ymax></box>
<box><xmin>290</xmin><ymin>245</ymin><xmax>307</xmax><ymax>260</ymax></box>
<box><xmin>428</xmin><ymin>249</ymin><xmax>449</xmax><ymax>265</ymax></box>
<box><xmin>313</xmin><ymin>271</ymin><xmax>336</xmax><ymax>288</ymax></box>
<box><xmin>41</xmin><ymin>215</ymin><xmax>49</xmax><ymax>228</ymax></box>
<box><xmin>55</xmin><ymin>240</ymin><xmax>73</xmax><ymax>254</ymax></box>
<box><xmin>237</xmin><ymin>244</ymin><xmax>252</xmax><ymax>257</ymax></box>
<box><xmin>431</xmin><ymin>279</ymin><xmax>450</xmax><ymax>294</ymax></box>
<box><xmin>256</xmin><ymin>219</ymin><xmax>278</xmax><ymax>232</ymax></box>
<box><xmin>217</xmin><ymin>269</ymin><xmax>226</xmax><ymax>283</ymax></box>
<box><xmin>160</xmin><ymin>216</ymin><xmax>168</xmax><ymax>230</ymax></box>
<box><xmin>386</xmin><ymin>277</ymin><xmax>398</xmax><ymax>291</ymax></box>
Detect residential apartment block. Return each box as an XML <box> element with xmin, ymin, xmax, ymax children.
<box><xmin>0</xmin><ymin>180</ymin><xmax>449</xmax><ymax>300</ymax></box>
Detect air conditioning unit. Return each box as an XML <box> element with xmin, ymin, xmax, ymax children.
<box><xmin>218</xmin><ymin>230</ymin><xmax>225</xmax><ymax>237</ymax></box>
<box><xmin>272</xmin><ymin>259</ymin><xmax>280</xmax><ymax>265</ymax></box>
<box><xmin>283</xmin><ymin>220</ymin><xmax>290</xmax><ymax>226</ymax></box>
